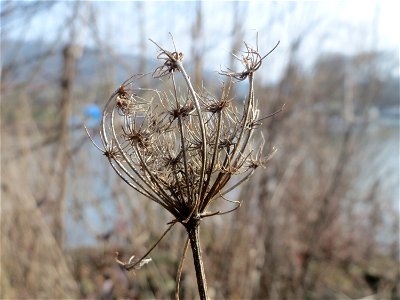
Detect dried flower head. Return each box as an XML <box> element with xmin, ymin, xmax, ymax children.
<box><xmin>87</xmin><ymin>36</ymin><xmax>281</xmax><ymax>222</ymax></box>
<box><xmin>86</xmin><ymin>35</ymin><xmax>281</xmax><ymax>299</ymax></box>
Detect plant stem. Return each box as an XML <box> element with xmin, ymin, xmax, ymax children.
<box><xmin>187</xmin><ymin>222</ymin><xmax>208</xmax><ymax>300</ymax></box>
<box><xmin>177</xmin><ymin>62</ymin><xmax>207</xmax><ymax>206</ymax></box>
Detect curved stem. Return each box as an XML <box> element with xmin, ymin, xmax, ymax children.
<box><xmin>175</xmin><ymin>237</ymin><xmax>190</xmax><ymax>300</ymax></box>
<box><xmin>186</xmin><ymin>222</ymin><xmax>208</xmax><ymax>300</ymax></box>
<box><xmin>172</xmin><ymin>74</ymin><xmax>192</xmax><ymax>205</ymax></box>
<box><xmin>177</xmin><ymin>62</ymin><xmax>207</xmax><ymax>209</ymax></box>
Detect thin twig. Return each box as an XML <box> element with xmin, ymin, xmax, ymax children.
<box><xmin>115</xmin><ymin>223</ymin><xmax>175</xmax><ymax>271</ymax></box>
<box><xmin>175</xmin><ymin>237</ymin><xmax>190</xmax><ymax>300</ymax></box>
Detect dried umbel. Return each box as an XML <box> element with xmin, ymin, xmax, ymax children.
<box><xmin>87</xmin><ymin>35</ymin><xmax>280</xmax><ymax>299</ymax></box>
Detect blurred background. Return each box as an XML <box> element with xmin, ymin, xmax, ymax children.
<box><xmin>1</xmin><ymin>1</ymin><xmax>399</xmax><ymax>299</ymax></box>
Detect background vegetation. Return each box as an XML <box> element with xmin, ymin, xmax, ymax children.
<box><xmin>1</xmin><ymin>1</ymin><xmax>399</xmax><ymax>299</ymax></box>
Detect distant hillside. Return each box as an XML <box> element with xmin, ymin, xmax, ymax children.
<box><xmin>1</xmin><ymin>38</ymin><xmax>226</xmax><ymax>91</ymax></box>
<box><xmin>2</xmin><ymin>38</ymin><xmax>397</xmax><ymax>109</ymax></box>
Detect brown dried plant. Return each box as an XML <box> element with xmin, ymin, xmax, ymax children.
<box><xmin>87</xmin><ymin>35</ymin><xmax>280</xmax><ymax>299</ymax></box>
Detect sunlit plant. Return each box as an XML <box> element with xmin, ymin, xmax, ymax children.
<box><xmin>87</xmin><ymin>34</ymin><xmax>280</xmax><ymax>299</ymax></box>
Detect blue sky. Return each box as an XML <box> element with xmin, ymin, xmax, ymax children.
<box><xmin>17</xmin><ymin>1</ymin><xmax>398</xmax><ymax>49</ymax></box>
<box><xmin>3</xmin><ymin>1</ymin><xmax>399</xmax><ymax>82</ymax></box>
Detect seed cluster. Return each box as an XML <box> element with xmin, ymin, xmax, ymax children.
<box><xmin>89</xmin><ymin>38</ymin><xmax>278</xmax><ymax>224</ymax></box>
